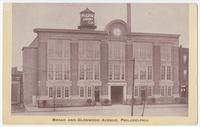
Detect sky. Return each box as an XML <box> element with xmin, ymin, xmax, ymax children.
<box><xmin>12</xmin><ymin>3</ymin><xmax>189</xmax><ymax>69</ymax></box>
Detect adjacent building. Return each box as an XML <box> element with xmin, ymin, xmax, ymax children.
<box><xmin>11</xmin><ymin>67</ymin><xmax>23</xmax><ymax>105</ymax></box>
<box><xmin>22</xmin><ymin>8</ymin><xmax>188</xmax><ymax>107</ymax></box>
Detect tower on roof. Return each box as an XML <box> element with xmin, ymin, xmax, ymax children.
<box><xmin>78</xmin><ymin>8</ymin><xmax>96</xmax><ymax>30</ymax></box>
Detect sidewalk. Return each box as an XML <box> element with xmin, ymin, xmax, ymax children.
<box><xmin>24</xmin><ymin>104</ymin><xmax>188</xmax><ymax>112</ymax></box>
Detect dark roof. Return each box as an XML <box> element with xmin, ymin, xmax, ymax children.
<box><xmin>80</xmin><ymin>8</ymin><xmax>94</xmax><ymax>14</ymax></box>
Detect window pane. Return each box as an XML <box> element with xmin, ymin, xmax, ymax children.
<box><xmin>86</xmin><ymin>64</ymin><xmax>93</xmax><ymax>80</ymax></box>
<box><xmin>147</xmin><ymin>87</ymin><xmax>152</xmax><ymax>96</ymax></box>
<box><xmin>109</xmin><ymin>64</ymin><xmax>113</xmax><ymax>80</ymax></box>
<box><xmin>148</xmin><ymin>66</ymin><xmax>152</xmax><ymax>80</ymax></box>
<box><xmin>80</xmin><ymin>64</ymin><xmax>85</xmax><ymax>80</ymax></box>
<box><xmin>121</xmin><ymin>64</ymin><xmax>125</xmax><ymax>80</ymax></box>
<box><xmin>65</xmin><ymin>87</ymin><xmax>69</xmax><ymax>98</ymax></box>
<box><xmin>161</xmin><ymin>66</ymin><xmax>165</xmax><ymax>80</ymax></box>
<box><xmin>94</xmin><ymin>64</ymin><xmax>100</xmax><ymax>80</ymax></box>
<box><xmin>48</xmin><ymin>64</ymin><xmax>54</xmax><ymax>80</ymax></box>
<box><xmin>167</xmin><ymin>87</ymin><xmax>172</xmax><ymax>96</ymax></box>
<box><xmin>161</xmin><ymin>86</ymin><xmax>165</xmax><ymax>96</ymax></box>
<box><xmin>134</xmin><ymin>86</ymin><xmax>138</xmax><ymax>96</ymax></box>
<box><xmin>57</xmin><ymin>87</ymin><xmax>62</xmax><ymax>98</ymax></box>
<box><xmin>64</xmin><ymin>64</ymin><xmax>70</xmax><ymax>80</ymax></box>
<box><xmin>80</xmin><ymin>87</ymin><xmax>85</xmax><ymax>97</ymax></box>
<box><xmin>167</xmin><ymin>66</ymin><xmax>171</xmax><ymax>80</ymax></box>
<box><xmin>114</xmin><ymin>64</ymin><xmax>120</xmax><ymax>80</ymax></box>
<box><xmin>55</xmin><ymin>64</ymin><xmax>62</xmax><ymax>80</ymax></box>
<box><xmin>140</xmin><ymin>70</ymin><xmax>146</xmax><ymax>80</ymax></box>
<box><xmin>88</xmin><ymin>87</ymin><xmax>92</xmax><ymax>97</ymax></box>
<box><xmin>49</xmin><ymin>87</ymin><xmax>53</xmax><ymax>98</ymax></box>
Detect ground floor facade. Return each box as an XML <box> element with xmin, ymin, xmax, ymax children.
<box><xmin>33</xmin><ymin>80</ymin><xmax>183</xmax><ymax>108</ymax></box>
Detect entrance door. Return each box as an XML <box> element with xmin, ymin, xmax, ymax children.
<box><xmin>111</xmin><ymin>86</ymin><xmax>123</xmax><ymax>104</ymax></box>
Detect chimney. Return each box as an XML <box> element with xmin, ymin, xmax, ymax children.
<box><xmin>127</xmin><ymin>3</ymin><xmax>131</xmax><ymax>33</ymax></box>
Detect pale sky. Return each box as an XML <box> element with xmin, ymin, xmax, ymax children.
<box><xmin>12</xmin><ymin>3</ymin><xmax>189</xmax><ymax>69</ymax></box>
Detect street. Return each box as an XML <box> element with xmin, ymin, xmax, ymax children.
<box><xmin>12</xmin><ymin>104</ymin><xmax>188</xmax><ymax>116</ymax></box>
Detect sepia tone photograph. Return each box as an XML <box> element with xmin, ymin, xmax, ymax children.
<box><xmin>11</xmin><ymin>3</ymin><xmax>189</xmax><ymax>117</ymax></box>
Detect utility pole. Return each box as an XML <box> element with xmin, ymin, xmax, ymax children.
<box><xmin>131</xmin><ymin>58</ymin><xmax>135</xmax><ymax>116</ymax></box>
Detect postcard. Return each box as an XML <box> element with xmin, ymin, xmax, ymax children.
<box><xmin>3</xmin><ymin>3</ymin><xmax>197</xmax><ymax>125</ymax></box>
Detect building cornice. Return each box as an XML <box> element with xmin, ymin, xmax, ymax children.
<box><xmin>34</xmin><ymin>28</ymin><xmax>107</xmax><ymax>35</ymax></box>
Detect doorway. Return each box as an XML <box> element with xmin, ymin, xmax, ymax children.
<box><xmin>111</xmin><ymin>86</ymin><xmax>123</xmax><ymax>104</ymax></box>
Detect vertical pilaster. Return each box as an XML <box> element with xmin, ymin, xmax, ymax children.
<box><xmin>70</xmin><ymin>40</ymin><xmax>79</xmax><ymax>96</ymax></box>
<box><xmin>172</xmin><ymin>46</ymin><xmax>179</xmax><ymax>96</ymax></box>
<box><xmin>125</xmin><ymin>42</ymin><xmax>133</xmax><ymax>95</ymax></box>
<box><xmin>100</xmin><ymin>41</ymin><xmax>109</xmax><ymax>98</ymax></box>
<box><xmin>38</xmin><ymin>38</ymin><xmax>47</xmax><ymax>96</ymax></box>
<box><xmin>153</xmin><ymin>45</ymin><xmax>161</xmax><ymax>96</ymax></box>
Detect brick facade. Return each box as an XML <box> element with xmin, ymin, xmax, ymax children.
<box><xmin>22</xmin><ymin>10</ymin><xmax>184</xmax><ymax>107</ymax></box>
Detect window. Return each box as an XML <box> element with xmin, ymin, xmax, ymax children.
<box><xmin>94</xmin><ymin>64</ymin><xmax>100</xmax><ymax>80</ymax></box>
<box><xmin>167</xmin><ymin>66</ymin><xmax>171</xmax><ymax>80</ymax></box>
<box><xmin>161</xmin><ymin>86</ymin><xmax>172</xmax><ymax>96</ymax></box>
<box><xmin>109</xmin><ymin>42</ymin><xmax>125</xmax><ymax>60</ymax></box>
<box><xmin>184</xmin><ymin>70</ymin><xmax>187</xmax><ymax>79</ymax></box>
<box><xmin>134</xmin><ymin>86</ymin><xmax>139</xmax><ymax>96</ymax></box>
<box><xmin>121</xmin><ymin>64</ymin><xmax>125</xmax><ymax>80</ymax></box>
<box><xmin>48</xmin><ymin>40</ymin><xmax>70</xmax><ymax>58</ymax></box>
<box><xmin>147</xmin><ymin>87</ymin><xmax>152</xmax><ymax>96</ymax></box>
<box><xmin>161</xmin><ymin>44</ymin><xmax>171</xmax><ymax>61</ymax></box>
<box><xmin>161</xmin><ymin>66</ymin><xmax>165</xmax><ymax>80</ymax></box>
<box><xmin>109</xmin><ymin>64</ymin><xmax>113</xmax><ymax>80</ymax></box>
<box><xmin>167</xmin><ymin>87</ymin><xmax>172</xmax><ymax>96</ymax></box>
<box><xmin>133</xmin><ymin>43</ymin><xmax>152</xmax><ymax>59</ymax></box>
<box><xmin>80</xmin><ymin>64</ymin><xmax>85</xmax><ymax>80</ymax></box>
<box><xmin>183</xmin><ymin>55</ymin><xmax>187</xmax><ymax>64</ymax></box>
<box><xmin>48</xmin><ymin>87</ymin><xmax>54</xmax><ymax>98</ymax></box>
<box><xmin>57</xmin><ymin>87</ymin><xmax>62</xmax><ymax>98</ymax></box>
<box><xmin>86</xmin><ymin>64</ymin><xmax>93</xmax><ymax>80</ymax></box>
<box><xmin>161</xmin><ymin>86</ymin><xmax>165</xmax><ymax>96</ymax></box>
<box><xmin>64</xmin><ymin>87</ymin><xmax>70</xmax><ymax>98</ymax></box>
<box><xmin>140</xmin><ymin>70</ymin><xmax>146</xmax><ymax>80</ymax></box>
<box><xmin>88</xmin><ymin>87</ymin><xmax>92</xmax><ymax>97</ymax></box>
<box><xmin>48</xmin><ymin>64</ymin><xmax>54</xmax><ymax>80</ymax></box>
<box><xmin>64</xmin><ymin>64</ymin><xmax>70</xmax><ymax>80</ymax></box>
<box><xmin>147</xmin><ymin>66</ymin><xmax>152</xmax><ymax>80</ymax></box>
<box><xmin>55</xmin><ymin>64</ymin><xmax>62</xmax><ymax>80</ymax></box>
<box><xmin>79</xmin><ymin>41</ymin><xmax>100</xmax><ymax>59</ymax></box>
<box><xmin>80</xmin><ymin>87</ymin><xmax>85</xmax><ymax>97</ymax></box>
<box><xmin>113</xmin><ymin>64</ymin><xmax>120</xmax><ymax>80</ymax></box>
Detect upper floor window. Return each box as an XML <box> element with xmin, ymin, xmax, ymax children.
<box><xmin>166</xmin><ymin>66</ymin><xmax>171</xmax><ymax>80</ymax></box>
<box><xmin>48</xmin><ymin>64</ymin><xmax>54</xmax><ymax>80</ymax></box>
<box><xmin>48</xmin><ymin>63</ymin><xmax>70</xmax><ymax>81</ymax></box>
<box><xmin>109</xmin><ymin>62</ymin><xmax>125</xmax><ymax>81</ymax></box>
<box><xmin>133</xmin><ymin>43</ymin><xmax>152</xmax><ymax>60</ymax></box>
<box><xmin>184</xmin><ymin>69</ymin><xmax>187</xmax><ymax>79</ymax></box>
<box><xmin>161</xmin><ymin>66</ymin><xmax>165</xmax><ymax>80</ymax></box>
<box><xmin>160</xmin><ymin>44</ymin><xmax>171</xmax><ymax>61</ymax></box>
<box><xmin>55</xmin><ymin>64</ymin><xmax>62</xmax><ymax>80</ymax></box>
<box><xmin>47</xmin><ymin>39</ymin><xmax>70</xmax><ymax>58</ymax></box>
<box><xmin>183</xmin><ymin>55</ymin><xmax>187</xmax><ymax>64</ymax></box>
<box><xmin>161</xmin><ymin>65</ymin><xmax>171</xmax><ymax>80</ymax></box>
<box><xmin>109</xmin><ymin>41</ymin><xmax>125</xmax><ymax>60</ymax></box>
<box><xmin>79</xmin><ymin>41</ymin><xmax>100</xmax><ymax>59</ymax></box>
<box><xmin>79</xmin><ymin>63</ymin><xmax>100</xmax><ymax>80</ymax></box>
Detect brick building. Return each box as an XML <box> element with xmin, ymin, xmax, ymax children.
<box><xmin>22</xmin><ymin>8</ymin><xmax>187</xmax><ymax>107</ymax></box>
<box><xmin>11</xmin><ymin>67</ymin><xmax>23</xmax><ymax>105</ymax></box>
<box><xmin>179</xmin><ymin>46</ymin><xmax>189</xmax><ymax>102</ymax></box>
